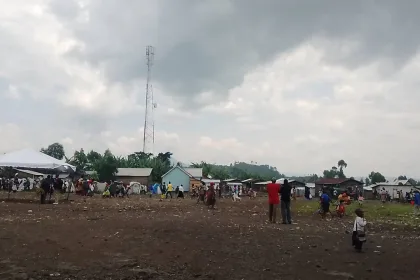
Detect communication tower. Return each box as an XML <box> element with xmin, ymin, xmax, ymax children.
<box><xmin>143</xmin><ymin>46</ymin><xmax>155</xmax><ymax>153</ymax></box>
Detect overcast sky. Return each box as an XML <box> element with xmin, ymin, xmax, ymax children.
<box><xmin>1</xmin><ymin>0</ymin><xmax>420</xmax><ymax>178</ymax></box>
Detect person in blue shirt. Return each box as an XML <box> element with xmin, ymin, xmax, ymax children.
<box><xmin>414</xmin><ymin>190</ymin><xmax>420</xmax><ymax>215</ymax></box>
<box><xmin>320</xmin><ymin>191</ymin><xmax>331</xmax><ymax>219</ymax></box>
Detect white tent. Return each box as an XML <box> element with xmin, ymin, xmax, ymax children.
<box><xmin>0</xmin><ymin>148</ymin><xmax>76</xmax><ymax>171</ymax></box>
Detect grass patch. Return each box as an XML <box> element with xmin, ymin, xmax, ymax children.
<box><xmin>293</xmin><ymin>199</ymin><xmax>420</xmax><ymax>226</ymax></box>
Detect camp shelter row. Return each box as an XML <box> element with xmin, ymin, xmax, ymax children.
<box><xmin>363</xmin><ymin>179</ymin><xmax>420</xmax><ymax>199</ymax></box>
<box><xmin>105</xmin><ymin>166</ymin><xmax>204</xmax><ymax>192</ymax></box>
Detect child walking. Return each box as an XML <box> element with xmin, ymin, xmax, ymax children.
<box><xmin>336</xmin><ymin>200</ymin><xmax>345</xmax><ymax>218</ymax></box>
<box><xmin>352</xmin><ymin>208</ymin><xmax>367</xmax><ymax>252</ymax></box>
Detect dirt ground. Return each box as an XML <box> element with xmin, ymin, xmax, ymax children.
<box><xmin>0</xmin><ymin>195</ymin><xmax>419</xmax><ymax>280</ymax></box>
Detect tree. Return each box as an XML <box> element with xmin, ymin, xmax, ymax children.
<box><xmin>365</xmin><ymin>177</ymin><xmax>370</xmax><ymax>186</ymax></box>
<box><xmin>189</xmin><ymin>161</ymin><xmax>283</xmax><ymax>181</ymax></box>
<box><xmin>337</xmin><ymin>159</ymin><xmax>347</xmax><ymax>178</ymax></box>
<box><xmin>40</xmin><ymin>143</ymin><xmax>65</xmax><ymax>160</ymax></box>
<box><xmin>68</xmin><ymin>149</ymin><xmax>88</xmax><ymax>170</ymax></box>
<box><xmin>86</xmin><ymin>150</ymin><xmax>102</xmax><ymax>166</ymax></box>
<box><xmin>93</xmin><ymin>149</ymin><xmax>118</xmax><ymax>182</ymax></box>
<box><xmin>191</xmin><ymin>161</ymin><xmax>213</xmax><ymax>178</ymax></box>
<box><xmin>323</xmin><ymin>166</ymin><xmax>339</xmax><ymax>178</ymax></box>
<box><xmin>114</xmin><ymin>151</ymin><xmax>173</xmax><ymax>183</ymax></box>
<box><xmin>368</xmin><ymin>171</ymin><xmax>386</xmax><ymax>184</ymax></box>
<box><xmin>88</xmin><ymin>171</ymin><xmax>99</xmax><ymax>181</ymax></box>
<box><xmin>398</xmin><ymin>175</ymin><xmax>407</xmax><ymax>180</ymax></box>
<box><xmin>49</xmin><ymin>145</ymin><xmax>287</xmax><ymax>184</ymax></box>
<box><xmin>156</xmin><ymin>152</ymin><xmax>173</xmax><ymax>168</ymax></box>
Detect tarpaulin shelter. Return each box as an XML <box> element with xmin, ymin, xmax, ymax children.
<box><xmin>0</xmin><ymin>148</ymin><xmax>76</xmax><ymax>171</ymax></box>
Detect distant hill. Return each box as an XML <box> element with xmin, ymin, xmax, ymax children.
<box><xmin>189</xmin><ymin>161</ymin><xmax>285</xmax><ymax>181</ymax></box>
<box><xmin>225</xmin><ymin>162</ymin><xmax>285</xmax><ymax>180</ymax></box>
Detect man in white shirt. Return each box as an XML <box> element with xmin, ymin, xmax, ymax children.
<box><xmin>177</xmin><ymin>184</ymin><xmax>184</xmax><ymax>199</ymax></box>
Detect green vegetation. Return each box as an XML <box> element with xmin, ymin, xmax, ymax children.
<box><xmin>190</xmin><ymin>161</ymin><xmax>285</xmax><ymax>181</ymax></box>
<box><xmin>40</xmin><ymin>143</ymin><xmax>285</xmax><ymax>183</ymax></box>
<box><xmin>294</xmin><ymin>200</ymin><xmax>420</xmax><ymax>227</ymax></box>
<box><xmin>39</xmin><ymin>143</ymin><xmax>420</xmax><ymax>186</ymax></box>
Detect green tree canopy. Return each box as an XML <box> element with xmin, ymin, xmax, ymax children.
<box><xmin>337</xmin><ymin>159</ymin><xmax>347</xmax><ymax>178</ymax></box>
<box><xmin>40</xmin><ymin>143</ymin><xmax>65</xmax><ymax>160</ymax></box>
<box><xmin>368</xmin><ymin>171</ymin><xmax>386</xmax><ymax>184</ymax></box>
<box><xmin>190</xmin><ymin>161</ymin><xmax>285</xmax><ymax>181</ymax></box>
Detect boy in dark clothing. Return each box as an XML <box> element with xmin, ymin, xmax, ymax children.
<box><xmin>320</xmin><ymin>191</ymin><xmax>331</xmax><ymax>219</ymax></box>
<box><xmin>280</xmin><ymin>179</ymin><xmax>292</xmax><ymax>224</ymax></box>
<box><xmin>414</xmin><ymin>191</ymin><xmax>420</xmax><ymax>215</ymax></box>
<box><xmin>40</xmin><ymin>175</ymin><xmax>51</xmax><ymax>204</ymax></box>
<box><xmin>54</xmin><ymin>175</ymin><xmax>64</xmax><ymax>193</ymax></box>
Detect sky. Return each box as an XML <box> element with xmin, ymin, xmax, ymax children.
<box><xmin>1</xmin><ymin>0</ymin><xmax>420</xmax><ymax>178</ymax></box>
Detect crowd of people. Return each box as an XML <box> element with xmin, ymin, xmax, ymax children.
<box><xmin>0</xmin><ymin>174</ymin><xmax>37</xmax><ymax>192</ymax></box>
<box><xmin>156</xmin><ymin>182</ymin><xmax>257</xmax><ymax>209</ymax></box>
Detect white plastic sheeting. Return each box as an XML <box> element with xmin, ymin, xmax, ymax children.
<box><xmin>0</xmin><ymin>148</ymin><xmax>76</xmax><ymax>171</ymax></box>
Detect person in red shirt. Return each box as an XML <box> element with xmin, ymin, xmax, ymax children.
<box><xmin>267</xmin><ymin>178</ymin><xmax>280</xmax><ymax>223</ymax></box>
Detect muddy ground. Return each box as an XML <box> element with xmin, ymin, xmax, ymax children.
<box><xmin>0</xmin><ymin>195</ymin><xmax>419</xmax><ymax>280</ymax></box>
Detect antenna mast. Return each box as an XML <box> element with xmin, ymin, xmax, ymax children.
<box><xmin>143</xmin><ymin>46</ymin><xmax>155</xmax><ymax>154</ymax></box>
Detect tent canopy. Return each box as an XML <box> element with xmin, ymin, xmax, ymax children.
<box><xmin>0</xmin><ymin>148</ymin><xmax>76</xmax><ymax>171</ymax></box>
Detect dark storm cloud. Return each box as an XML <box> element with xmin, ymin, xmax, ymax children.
<box><xmin>49</xmin><ymin>0</ymin><xmax>420</xmax><ymax>102</ymax></box>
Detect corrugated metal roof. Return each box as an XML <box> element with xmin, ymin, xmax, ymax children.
<box><xmin>161</xmin><ymin>166</ymin><xmax>202</xmax><ymax>178</ymax></box>
<box><xmin>315</xmin><ymin>178</ymin><xmax>363</xmax><ymax>185</ymax></box>
<box><xmin>241</xmin><ymin>178</ymin><xmax>255</xmax><ymax>183</ymax></box>
<box><xmin>393</xmin><ymin>179</ymin><xmax>411</xmax><ymax>185</ymax></box>
<box><xmin>364</xmin><ymin>186</ymin><xmax>373</xmax><ymax>191</ymax></box>
<box><xmin>255</xmin><ymin>181</ymin><xmax>270</xmax><ymax>185</ymax></box>
<box><xmin>224</xmin><ymin>178</ymin><xmax>238</xmax><ymax>182</ymax></box>
<box><xmin>183</xmin><ymin>168</ymin><xmax>202</xmax><ymax>178</ymax></box>
<box><xmin>15</xmin><ymin>168</ymin><xmax>45</xmax><ymax>176</ymax></box>
<box><xmin>116</xmin><ymin>168</ymin><xmax>152</xmax><ymax>177</ymax></box>
<box><xmin>201</xmin><ymin>178</ymin><xmax>220</xmax><ymax>183</ymax></box>
<box><xmin>371</xmin><ymin>183</ymin><xmax>415</xmax><ymax>188</ymax></box>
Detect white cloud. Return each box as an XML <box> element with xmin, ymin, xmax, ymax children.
<box><xmin>0</xmin><ymin>123</ymin><xmax>28</xmax><ymax>153</ymax></box>
<box><xmin>190</xmin><ymin>39</ymin><xmax>420</xmax><ymax>176</ymax></box>
<box><xmin>61</xmin><ymin>137</ymin><xmax>73</xmax><ymax>145</ymax></box>
<box><xmin>0</xmin><ymin>0</ymin><xmax>142</xmax><ymax>116</ymax></box>
<box><xmin>104</xmin><ymin>129</ymin><xmax>181</xmax><ymax>156</ymax></box>
<box><xmin>6</xmin><ymin>85</ymin><xmax>21</xmax><ymax>99</ymax></box>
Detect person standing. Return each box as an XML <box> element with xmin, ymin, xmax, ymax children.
<box><xmin>380</xmin><ymin>187</ymin><xmax>387</xmax><ymax>203</ymax></box>
<box><xmin>280</xmin><ymin>179</ymin><xmax>292</xmax><ymax>224</ymax></box>
<box><xmin>292</xmin><ymin>186</ymin><xmax>297</xmax><ymax>201</ymax></box>
<box><xmin>12</xmin><ymin>173</ymin><xmax>19</xmax><ymax>193</ymax></box>
<box><xmin>159</xmin><ymin>183</ymin><xmax>166</xmax><ymax>201</ymax></box>
<box><xmin>40</xmin><ymin>175</ymin><xmax>51</xmax><ymax>204</ymax></box>
<box><xmin>206</xmin><ymin>183</ymin><xmax>216</xmax><ymax>209</ymax></box>
<box><xmin>198</xmin><ymin>185</ymin><xmax>205</xmax><ymax>204</ymax></box>
<box><xmin>267</xmin><ymin>178</ymin><xmax>280</xmax><ymax>223</ymax></box>
<box><xmin>177</xmin><ymin>184</ymin><xmax>184</xmax><ymax>199</ymax></box>
<box><xmin>320</xmin><ymin>190</ymin><xmax>331</xmax><ymax>219</ymax></box>
<box><xmin>54</xmin><ymin>174</ymin><xmax>64</xmax><ymax>193</ymax></box>
<box><xmin>166</xmin><ymin>182</ymin><xmax>173</xmax><ymax>199</ymax></box>
<box><xmin>352</xmin><ymin>208</ymin><xmax>367</xmax><ymax>252</ymax></box>
<box><xmin>414</xmin><ymin>190</ymin><xmax>420</xmax><ymax>215</ymax></box>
